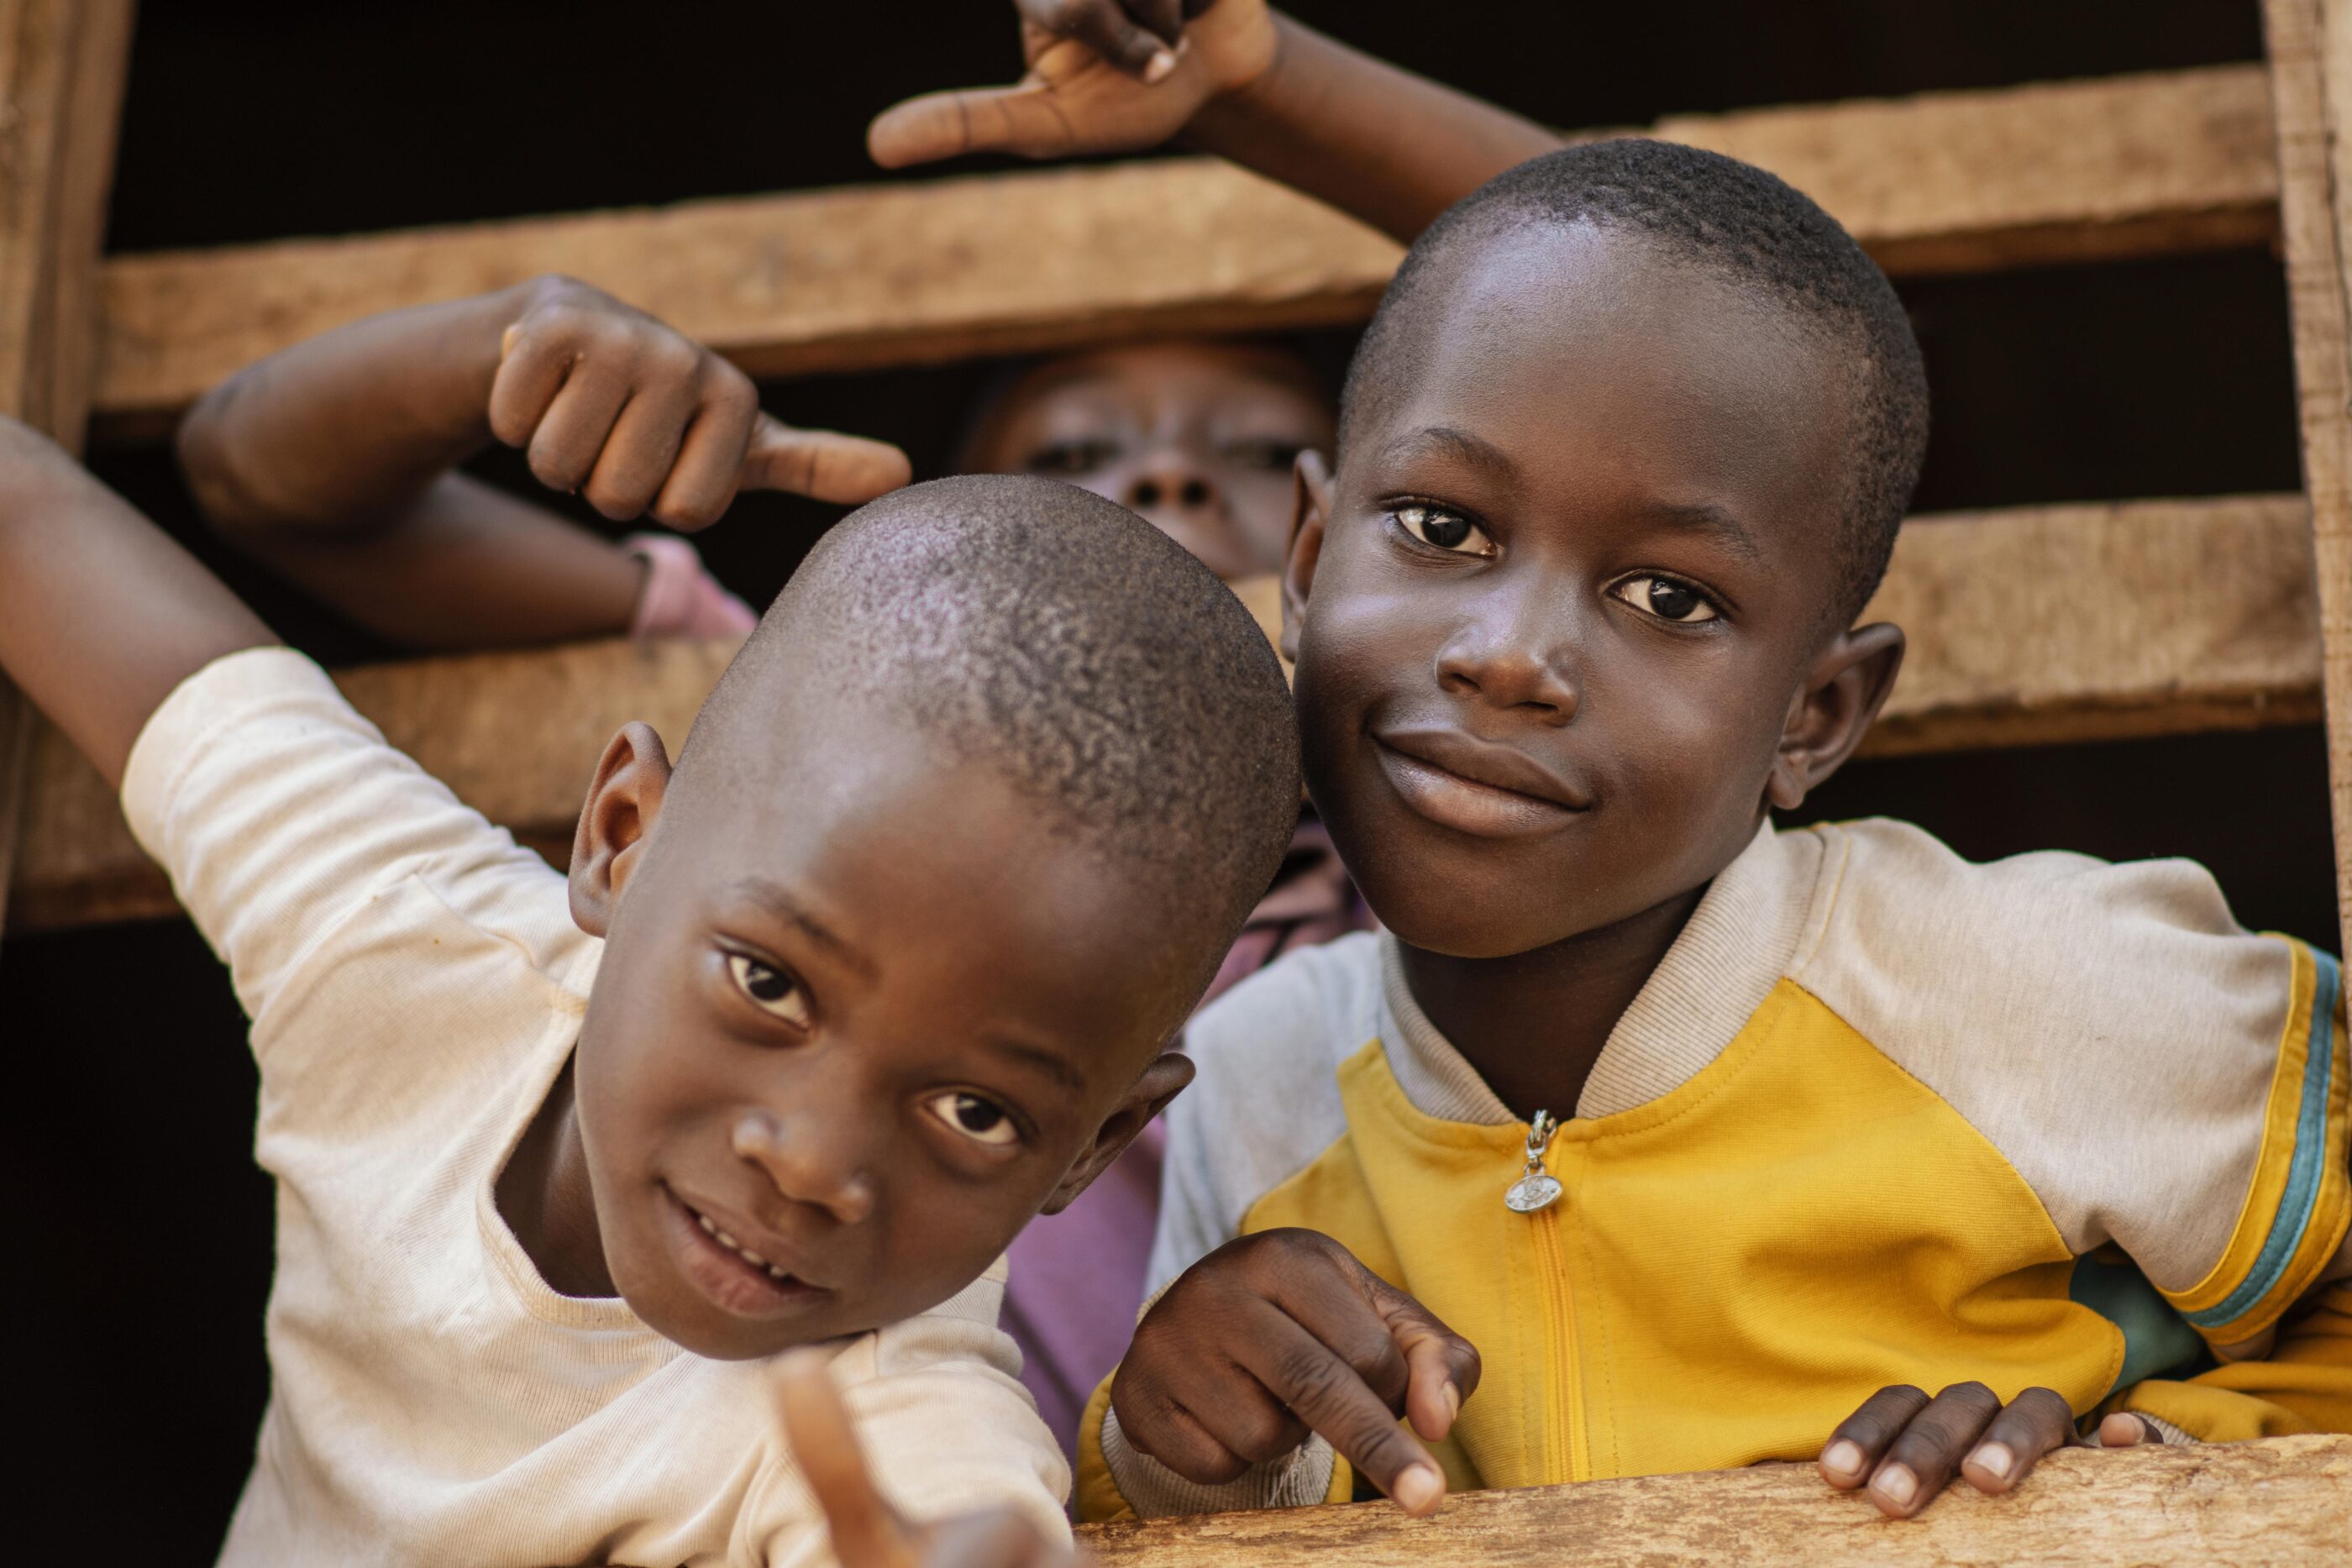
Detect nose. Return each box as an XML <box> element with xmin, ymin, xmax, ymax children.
<box><xmin>731</xmin><ymin>1109</ymin><xmax>876</xmax><ymax>1225</ymax></box>
<box><xmin>1435</xmin><ymin>584</ymin><xmax>1582</xmax><ymax>724</ymax></box>
<box><xmin>1122</xmin><ymin>450</ymin><xmax>1223</xmax><ymax>519</ymax></box>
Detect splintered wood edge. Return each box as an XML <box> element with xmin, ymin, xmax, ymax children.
<box><xmin>8</xmin><ymin>494</ymin><xmax>2322</xmax><ymax>933</ymax></box>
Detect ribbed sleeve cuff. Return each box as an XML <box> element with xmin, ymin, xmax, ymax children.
<box><xmin>1098</xmin><ymin>1406</ymin><xmax>1336</xmax><ymax>1518</ymax></box>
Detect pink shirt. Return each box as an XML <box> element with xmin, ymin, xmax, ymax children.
<box><xmin>1000</xmin><ymin>816</ymin><xmax>1372</xmax><ymax>1466</ymax></box>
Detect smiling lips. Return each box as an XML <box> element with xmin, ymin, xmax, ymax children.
<box><xmin>662</xmin><ymin>1186</ymin><xmax>828</xmax><ymax>1319</ymax></box>
<box><xmin>1372</xmin><ymin>727</ymin><xmax>1589</xmax><ymax>838</ymax></box>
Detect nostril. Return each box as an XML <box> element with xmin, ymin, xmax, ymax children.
<box><xmin>1131</xmin><ymin>479</ymin><xmax>1163</xmax><ymax>509</ymax></box>
<box><xmin>1179</xmin><ymin>478</ymin><xmax>1210</xmax><ymax>508</ymax></box>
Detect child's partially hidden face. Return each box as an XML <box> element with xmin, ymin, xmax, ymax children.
<box><xmin>1288</xmin><ymin>221</ymin><xmax>1902</xmax><ymax>961</ymax></box>
<box><xmin>496</xmin><ymin>480</ymin><xmax>1298</xmax><ymax>1362</ymax></box>
<box><xmin>961</xmin><ymin>341</ymin><xmax>1336</xmax><ymax>581</ymax></box>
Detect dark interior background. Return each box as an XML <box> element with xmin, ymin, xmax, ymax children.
<box><xmin>6</xmin><ymin>2</ymin><xmax>2325</xmax><ymax>1557</ymax></box>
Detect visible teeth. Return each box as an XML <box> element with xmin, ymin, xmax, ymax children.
<box><xmin>689</xmin><ymin>1204</ymin><xmax>791</xmax><ymax>1282</ymax></box>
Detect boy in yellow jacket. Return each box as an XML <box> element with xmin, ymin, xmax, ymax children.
<box><xmin>879</xmin><ymin>0</ymin><xmax>2352</xmax><ymax>1523</ymax></box>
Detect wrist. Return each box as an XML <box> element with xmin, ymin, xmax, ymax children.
<box><xmin>1182</xmin><ymin>7</ymin><xmax>1289</xmax><ymax>149</ymax></box>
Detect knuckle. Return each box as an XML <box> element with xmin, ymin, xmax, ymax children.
<box><xmin>1271</xmin><ymin>1344</ymin><xmax>1349</xmax><ymax>1410</ymax></box>
<box><xmin>1940</xmin><ymin>1382</ymin><xmax>1998</xmax><ymax>1406</ymax></box>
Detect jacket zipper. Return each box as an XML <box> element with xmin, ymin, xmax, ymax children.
<box><xmin>1516</xmin><ymin>1110</ymin><xmax>1585</xmax><ymax>1483</ymax></box>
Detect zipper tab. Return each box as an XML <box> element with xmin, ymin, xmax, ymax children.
<box><xmin>1504</xmin><ymin>1109</ymin><xmax>1563</xmax><ymax>1213</ymax></box>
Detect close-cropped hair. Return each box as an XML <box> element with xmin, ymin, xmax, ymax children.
<box><xmin>1341</xmin><ymin>139</ymin><xmax>1931</xmax><ymax>626</ymax></box>
<box><xmin>686</xmin><ymin>474</ymin><xmax>1303</xmax><ymax>949</ymax></box>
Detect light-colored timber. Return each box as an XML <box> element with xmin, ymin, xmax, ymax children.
<box><xmin>87</xmin><ymin>65</ymin><xmax>2277</xmax><ymax>438</ymax></box>
<box><xmin>0</xmin><ymin>0</ymin><xmax>135</xmax><ymax>943</ymax></box>
<box><xmin>2264</xmin><ymin>0</ymin><xmax>2352</xmax><ymax>964</ymax></box>
<box><xmin>1074</xmin><ymin>1434</ymin><xmax>2351</xmax><ymax>1568</ymax></box>
<box><xmin>9</xmin><ymin>495</ymin><xmax>2320</xmax><ymax>932</ymax></box>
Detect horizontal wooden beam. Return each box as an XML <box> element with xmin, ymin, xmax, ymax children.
<box><xmin>8</xmin><ymin>494</ymin><xmax>2319</xmax><ymax>932</ymax></box>
<box><xmin>88</xmin><ymin>65</ymin><xmax>2277</xmax><ymax>438</ymax></box>
<box><xmin>1076</xmin><ymin>1435</ymin><xmax>2349</xmax><ymax>1567</ymax></box>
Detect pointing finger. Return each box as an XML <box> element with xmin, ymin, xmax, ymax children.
<box><xmin>1362</xmin><ymin>1275</ymin><xmax>1481</xmax><ymax>1444</ymax></box>
<box><xmin>740</xmin><ymin>416</ymin><xmax>912</xmax><ymax>505</ymax></box>
<box><xmin>779</xmin><ymin>1349</ymin><xmax>918</xmax><ymax>1568</ymax></box>
<box><xmin>1246</xmin><ymin>1316</ymin><xmax>1446</xmax><ymax>1516</ymax></box>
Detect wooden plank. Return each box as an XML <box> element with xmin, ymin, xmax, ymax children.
<box><xmin>0</xmin><ymin>0</ymin><xmax>135</xmax><ymax>941</ymax></box>
<box><xmin>87</xmin><ymin>66</ymin><xmax>2276</xmax><ymax>438</ymax></box>
<box><xmin>1075</xmin><ymin>1434</ymin><xmax>2349</xmax><ymax>1567</ymax></box>
<box><xmin>2264</xmin><ymin>0</ymin><xmax>2352</xmax><ymax>967</ymax></box>
<box><xmin>7</xmin><ymin>495</ymin><xmax>2321</xmax><ymax>933</ymax></box>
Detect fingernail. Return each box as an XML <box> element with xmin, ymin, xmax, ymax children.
<box><xmin>1821</xmin><ymin>1440</ymin><xmax>1862</xmax><ymax>1477</ymax></box>
<box><xmin>1393</xmin><ymin>1465</ymin><xmax>1443</xmax><ymax>1514</ymax></box>
<box><xmin>1875</xmin><ymin>1465</ymin><xmax>1918</xmax><ymax>1507</ymax></box>
<box><xmin>1442</xmin><ymin>1384</ymin><xmax>1461</xmax><ymax>1424</ymax></box>
<box><xmin>1143</xmin><ymin>49</ymin><xmax>1177</xmax><ymax>83</ymax></box>
<box><xmin>1971</xmin><ymin>1442</ymin><xmax>2013</xmax><ymax>1481</ymax></box>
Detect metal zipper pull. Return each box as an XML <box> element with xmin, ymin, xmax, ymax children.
<box><xmin>1504</xmin><ymin>1109</ymin><xmax>1563</xmax><ymax>1213</ymax></box>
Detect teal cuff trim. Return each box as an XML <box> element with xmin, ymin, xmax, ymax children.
<box><xmin>2071</xmin><ymin>1248</ymin><xmax>2206</xmax><ymax>1395</ymax></box>
<box><xmin>2185</xmin><ymin>947</ymin><xmax>2340</xmax><ymax>1332</ymax></box>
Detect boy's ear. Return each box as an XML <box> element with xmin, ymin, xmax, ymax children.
<box><xmin>1040</xmin><ymin>1051</ymin><xmax>1195</xmax><ymax>1216</ymax></box>
<box><xmin>1767</xmin><ymin>622</ymin><xmax>1904</xmax><ymax>813</ymax></box>
<box><xmin>570</xmin><ymin>721</ymin><xmax>675</xmax><ymax>937</ymax></box>
<box><xmin>1280</xmin><ymin>449</ymin><xmax>1335</xmax><ymax>666</ymax></box>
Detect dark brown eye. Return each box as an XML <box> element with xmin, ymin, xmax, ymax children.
<box><xmin>925</xmin><ymin>1092</ymin><xmax>1020</xmax><ymax>1146</ymax></box>
<box><xmin>1611</xmin><ymin>574</ymin><xmax>1719</xmax><ymax>623</ymax></box>
<box><xmin>1221</xmin><ymin>438</ymin><xmax>1305</xmax><ymax>472</ymax></box>
<box><xmin>1395</xmin><ymin>504</ymin><xmax>1494</xmax><ymax>556</ymax></box>
<box><xmin>727</xmin><ymin>955</ymin><xmax>811</xmax><ymax>1026</ymax></box>
<box><xmin>1025</xmin><ymin>438</ymin><xmax>1120</xmax><ymax>475</ymax></box>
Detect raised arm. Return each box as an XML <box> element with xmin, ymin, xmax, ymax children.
<box><xmin>176</xmin><ymin>277</ymin><xmax>911</xmax><ymax>651</ymax></box>
<box><xmin>867</xmin><ymin>1</ymin><xmax>1561</xmax><ymax>244</ymax></box>
<box><xmin>0</xmin><ymin>418</ymin><xmax>275</xmax><ymax>789</ymax></box>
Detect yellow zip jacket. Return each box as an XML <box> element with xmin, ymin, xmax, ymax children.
<box><xmin>1078</xmin><ymin>821</ymin><xmax>2351</xmax><ymax>1520</ymax></box>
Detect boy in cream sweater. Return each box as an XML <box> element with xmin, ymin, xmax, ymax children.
<box><xmin>0</xmin><ymin>380</ymin><xmax>1299</xmax><ymax>1560</ymax></box>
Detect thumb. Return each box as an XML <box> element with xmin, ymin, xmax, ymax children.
<box><xmin>868</xmin><ymin>78</ymin><xmax>1077</xmax><ymax>167</ymax></box>
<box><xmin>2090</xmin><ymin>1412</ymin><xmax>2158</xmax><ymax>1448</ymax></box>
<box><xmin>740</xmin><ymin>415</ymin><xmax>912</xmax><ymax>505</ymax></box>
<box><xmin>1365</xmin><ymin>1277</ymin><xmax>1482</xmax><ymax>1445</ymax></box>
<box><xmin>780</xmin><ymin>1350</ymin><xmax>920</xmax><ymax>1568</ymax></box>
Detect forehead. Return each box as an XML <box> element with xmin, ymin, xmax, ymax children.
<box><xmin>995</xmin><ymin>343</ymin><xmax>1329</xmax><ymax>424</ymax></box>
<box><xmin>1359</xmin><ymin>223</ymin><xmax>1851</xmax><ymax>535</ymax></box>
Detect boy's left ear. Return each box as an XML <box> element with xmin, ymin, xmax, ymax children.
<box><xmin>1040</xmin><ymin>1052</ymin><xmax>1196</xmax><ymax>1215</ymax></box>
<box><xmin>1767</xmin><ymin>622</ymin><xmax>1904</xmax><ymax>813</ymax></box>
<box><xmin>570</xmin><ymin>721</ymin><xmax>675</xmax><ymax>937</ymax></box>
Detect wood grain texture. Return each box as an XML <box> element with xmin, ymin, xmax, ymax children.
<box><xmin>8</xmin><ymin>496</ymin><xmax>2322</xmax><ymax>932</ymax></box>
<box><xmin>2264</xmin><ymin>0</ymin><xmax>2352</xmax><ymax>968</ymax></box>
<box><xmin>1075</xmin><ymin>1435</ymin><xmax>2351</xmax><ymax>1567</ymax></box>
<box><xmin>0</xmin><ymin>0</ymin><xmax>134</xmax><ymax>940</ymax></box>
<box><xmin>87</xmin><ymin>66</ymin><xmax>2276</xmax><ymax>438</ymax></box>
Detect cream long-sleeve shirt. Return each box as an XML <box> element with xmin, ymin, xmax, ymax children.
<box><xmin>122</xmin><ymin>648</ymin><xmax>1070</xmax><ymax>1567</ymax></box>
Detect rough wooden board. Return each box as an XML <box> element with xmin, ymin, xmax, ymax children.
<box><xmin>1858</xmin><ymin>495</ymin><xmax>2323</xmax><ymax>755</ymax></box>
<box><xmin>87</xmin><ymin>66</ymin><xmax>2276</xmax><ymax>438</ymax></box>
<box><xmin>1076</xmin><ymin>1435</ymin><xmax>2350</xmax><ymax>1567</ymax></box>
<box><xmin>9</xmin><ymin>496</ymin><xmax>2321</xmax><ymax>933</ymax></box>
<box><xmin>0</xmin><ymin>0</ymin><xmax>135</xmax><ymax>941</ymax></box>
<box><xmin>2265</xmin><ymin>0</ymin><xmax>2352</xmax><ymax>968</ymax></box>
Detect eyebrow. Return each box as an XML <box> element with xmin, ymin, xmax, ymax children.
<box><xmin>983</xmin><ymin>1034</ymin><xmax>1089</xmax><ymax>1096</ymax></box>
<box><xmin>1641</xmin><ymin>499</ymin><xmax>1767</xmax><ymax>565</ymax></box>
<box><xmin>728</xmin><ymin>878</ymin><xmax>877</xmax><ymax>981</ymax></box>
<box><xmin>1379</xmin><ymin>425</ymin><xmax>1521</xmax><ymax>484</ymax></box>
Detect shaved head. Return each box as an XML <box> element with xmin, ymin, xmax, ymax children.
<box><xmin>675</xmin><ymin>475</ymin><xmax>1302</xmax><ymax>994</ymax></box>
